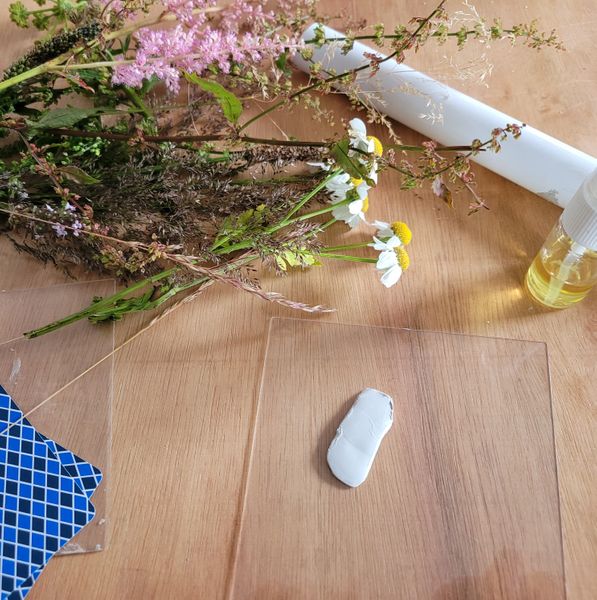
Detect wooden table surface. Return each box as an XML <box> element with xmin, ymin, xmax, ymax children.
<box><xmin>1</xmin><ymin>0</ymin><xmax>596</xmax><ymax>598</ymax></box>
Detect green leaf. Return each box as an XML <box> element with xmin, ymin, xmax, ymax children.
<box><xmin>59</xmin><ymin>165</ymin><xmax>100</xmax><ymax>185</ymax></box>
<box><xmin>330</xmin><ymin>138</ymin><xmax>373</xmax><ymax>184</ymax></box>
<box><xmin>31</xmin><ymin>107</ymin><xmax>103</xmax><ymax>130</ymax></box>
<box><xmin>275</xmin><ymin>52</ymin><xmax>291</xmax><ymax>75</ymax></box>
<box><xmin>183</xmin><ymin>72</ymin><xmax>242</xmax><ymax>124</ymax></box>
<box><xmin>277</xmin><ymin>248</ymin><xmax>319</xmax><ymax>271</ymax></box>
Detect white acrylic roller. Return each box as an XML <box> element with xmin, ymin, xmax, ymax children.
<box><xmin>293</xmin><ymin>24</ymin><xmax>597</xmax><ymax>208</ymax></box>
<box><xmin>327</xmin><ymin>388</ymin><xmax>393</xmax><ymax>488</ymax></box>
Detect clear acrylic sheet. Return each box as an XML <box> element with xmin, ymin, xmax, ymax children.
<box><xmin>231</xmin><ymin>318</ymin><xmax>565</xmax><ymax>599</ymax></box>
<box><xmin>0</xmin><ymin>280</ymin><xmax>114</xmax><ymax>554</ymax></box>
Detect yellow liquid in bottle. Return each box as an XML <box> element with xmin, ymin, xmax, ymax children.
<box><xmin>524</xmin><ymin>226</ymin><xmax>597</xmax><ymax>309</ymax></box>
<box><xmin>525</xmin><ymin>254</ymin><xmax>594</xmax><ymax>309</ymax></box>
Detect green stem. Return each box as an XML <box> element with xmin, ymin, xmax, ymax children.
<box><xmin>122</xmin><ymin>86</ymin><xmax>153</xmax><ymax>120</ymax></box>
<box><xmin>145</xmin><ymin>276</ymin><xmax>211</xmax><ymax>308</ymax></box>
<box><xmin>387</xmin><ymin>143</ymin><xmax>488</xmax><ymax>153</ymax></box>
<box><xmin>323</xmin><ymin>241</ymin><xmax>371</xmax><ymax>251</ymax></box>
<box><xmin>30</xmin><ymin>127</ymin><xmax>330</xmax><ymax>149</ymax></box>
<box><xmin>24</xmin><ymin>252</ymin><xmax>256</xmax><ymax>338</ymax></box>
<box><xmin>212</xmin><ymin>172</ymin><xmax>340</xmax><ymax>252</ymax></box>
<box><xmin>385</xmin><ymin>162</ymin><xmax>418</xmax><ymax>177</ymax></box>
<box><xmin>24</xmin><ymin>267</ymin><xmax>178</xmax><ymax>338</ymax></box>
<box><xmin>282</xmin><ymin>168</ymin><xmax>341</xmax><ymax>221</ymax></box>
<box><xmin>239</xmin><ymin>136</ymin><xmax>328</xmax><ymax>148</ymax></box>
<box><xmin>319</xmin><ymin>253</ymin><xmax>377</xmax><ymax>263</ymax></box>
<box><xmin>213</xmin><ymin>240</ymin><xmax>252</xmax><ymax>255</ymax></box>
<box><xmin>0</xmin><ymin>63</ymin><xmax>49</xmax><ymax>92</ymax></box>
<box><xmin>292</xmin><ymin>202</ymin><xmax>342</xmax><ymax>222</ymax></box>
<box><xmin>305</xmin><ymin>29</ymin><xmax>516</xmax><ymax>44</ymax></box>
<box><xmin>269</xmin><ymin>197</ymin><xmax>352</xmax><ymax>235</ymax></box>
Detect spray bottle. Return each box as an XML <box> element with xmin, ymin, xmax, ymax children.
<box><xmin>525</xmin><ymin>168</ymin><xmax>597</xmax><ymax>308</ymax></box>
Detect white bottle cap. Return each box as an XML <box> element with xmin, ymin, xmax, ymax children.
<box><xmin>561</xmin><ymin>167</ymin><xmax>597</xmax><ymax>250</ymax></box>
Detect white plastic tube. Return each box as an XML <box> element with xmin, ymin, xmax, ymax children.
<box><xmin>292</xmin><ymin>24</ymin><xmax>597</xmax><ymax>208</ymax></box>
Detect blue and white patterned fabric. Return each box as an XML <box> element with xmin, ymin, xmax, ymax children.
<box><xmin>0</xmin><ymin>386</ymin><xmax>101</xmax><ymax>599</ymax></box>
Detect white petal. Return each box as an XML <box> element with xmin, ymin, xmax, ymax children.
<box><xmin>355</xmin><ymin>182</ymin><xmax>370</xmax><ymax>200</ymax></box>
<box><xmin>371</xmin><ymin>236</ymin><xmax>401</xmax><ymax>251</ymax></box>
<box><xmin>349</xmin><ymin>118</ymin><xmax>367</xmax><ymax>135</ymax></box>
<box><xmin>369</xmin><ymin>166</ymin><xmax>378</xmax><ymax>184</ymax></box>
<box><xmin>347</xmin><ymin>199</ymin><xmax>364</xmax><ymax>215</ymax></box>
<box><xmin>371</xmin><ymin>236</ymin><xmax>389</xmax><ymax>251</ymax></box>
<box><xmin>346</xmin><ymin>213</ymin><xmax>362</xmax><ymax>228</ymax></box>
<box><xmin>374</xmin><ymin>223</ymin><xmax>393</xmax><ymax>239</ymax></box>
<box><xmin>326</xmin><ymin>174</ymin><xmax>354</xmax><ymax>201</ymax></box>
<box><xmin>385</xmin><ymin>235</ymin><xmax>403</xmax><ymax>249</ymax></box>
<box><xmin>332</xmin><ymin>204</ymin><xmax>350</xmax><ymax>222</ymax></box>
<box><xmin>380</xmin><ymin>265</ymin><xmax>402</xmax><ymax>288</ymax></box>
<box><xmin>376</xmin><ymin>250</ymin><xmax>398</xmax><ymax>270</ymax></box>
<box><xmin>329</xmin><ymin>172</ymin><xmax>350</xmax><ymax>185</ymax></box>
<box><xmin>351</xmin><ymin>138</ymin><xmax>371</xmax><ymax>153</ymax></box>
<box><xmin>327</xmin><ymin>178</ymin><xmax>349</xmax><ymax>190</ymax></box>
<box><xmin>307</xmin><ymin>161</ymin><xmax>331</xmax><ymax>171</ymax></box>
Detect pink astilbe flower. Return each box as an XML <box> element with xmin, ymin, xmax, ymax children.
<box><xmin>220</xmin><ymin>0</ymin><xmax>275</xmax><ymax>31</ymax></box>
<box><xmin>112</xmin><ymin>24</ymin><xmax>197</xmax><ymax>91</ymax></box>
<box><xmin>164</xmin><ymin>0</ymin><xmax>215</xmax><ymax>25</ymax></box>
<box><xmin>111</xmin><ymin>0</ymin><xmax>302</xmax><ymax>93</ymax></box>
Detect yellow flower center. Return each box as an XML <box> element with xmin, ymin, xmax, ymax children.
<box><xmin>368</xmin><ymin>135</ymin><xmax>384</xmax><ymax>157</ymax></box>
<box><xmin>362</xmin><ymin>196</ymin><xmax>369</xmax><ymax>212</ymax></box>
<box><xmin>351</xmin><ymin>177</ymin><xmax>364</xmax><ymax>186</ymax></box>
<box><xmin>395</xmin><ymin>247</ymin><xmax>410</xmax><ymax>270</ymax></box>
<box><xmin>391</xmin><ymin>221</ymin><xmax>412</xmax><ymax>245</ymax></box>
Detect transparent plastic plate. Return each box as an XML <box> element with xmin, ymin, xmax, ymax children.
<box><xmin>0</xmin><ymin>280</ymin><xmax>114</xmax><ymax>554</ymax></box>
<box><xmin>231</xmin><ymin>318</ymin><xmax>565</xmax><ymax>599</ymax></box>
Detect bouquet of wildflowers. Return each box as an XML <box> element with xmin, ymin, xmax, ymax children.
<box><xmin>0</xmin><ymin>0</ymin><xmax>561</xmax><ymax>337</ymax></box>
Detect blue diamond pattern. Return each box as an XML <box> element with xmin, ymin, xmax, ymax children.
<box><xmin>0</xmin><ymin>388</ymin><xmax>101</xmax><ymax>599</ymax></box>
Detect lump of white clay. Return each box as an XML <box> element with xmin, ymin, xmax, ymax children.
<box><xmin>327</xmin><ymin>388</ymin><xmax>393</xmax><ymax>488</ymax></box>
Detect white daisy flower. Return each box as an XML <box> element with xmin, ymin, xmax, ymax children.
<box><xmin>347</xmin><ymin>119</ymin><xmax>384</xmax><ymax>186</ymax></box>
<box><xmin>372</xmin><ymin>220</ymin><xmax>413</xmax><ymax>245</ymax></box>
<box><xmin>307</xmin><ymin>162</ymin><xmax>358</xmax><ymax>203</ymax></box>
<box><xmin>370</xmin><ymin>235</ymin><xmax>410</xmax><ymax>288</ymax></box>
<box><xmin>373</xmin><ymin>220</ymin><xmax>394</xmax><ymax>239</ymax></box>
<box><xmin>348</xmin><ymin>118</ymin><xmax>375</xmax><ymax>154</ymax></box>
<box><xmin>325</xmin><ymin>172</ymin><xmax>354</xmax><ymax>202</ymax></box>
<box><xmin>307</xmin><ymin>119</ymin><xmax>385</xmax><ymax>229</ymax></box>
<box><xmin>348</xmin><ymin>118</ymin><xmax>384</xmax><ymax>157</ymax></box>
<box><xmin>332</xmin><ymin>182</ymin><xmax>370</xmax><ymax>228</ymax></box>
<box><xmin>379</xmin><ymin>260</ymin><xmax>403</xmax><ymax>288</ymax></box>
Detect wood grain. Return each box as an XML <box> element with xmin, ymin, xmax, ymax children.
<box><xmin>232</xmin><ymin>319</ymin><xmax>565</xmax><ymax>600</ymax></box>
<box><xmin>0</xmin><ymin>0</ymin><xmax>596</xmax><ymax>598</ymax></box>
